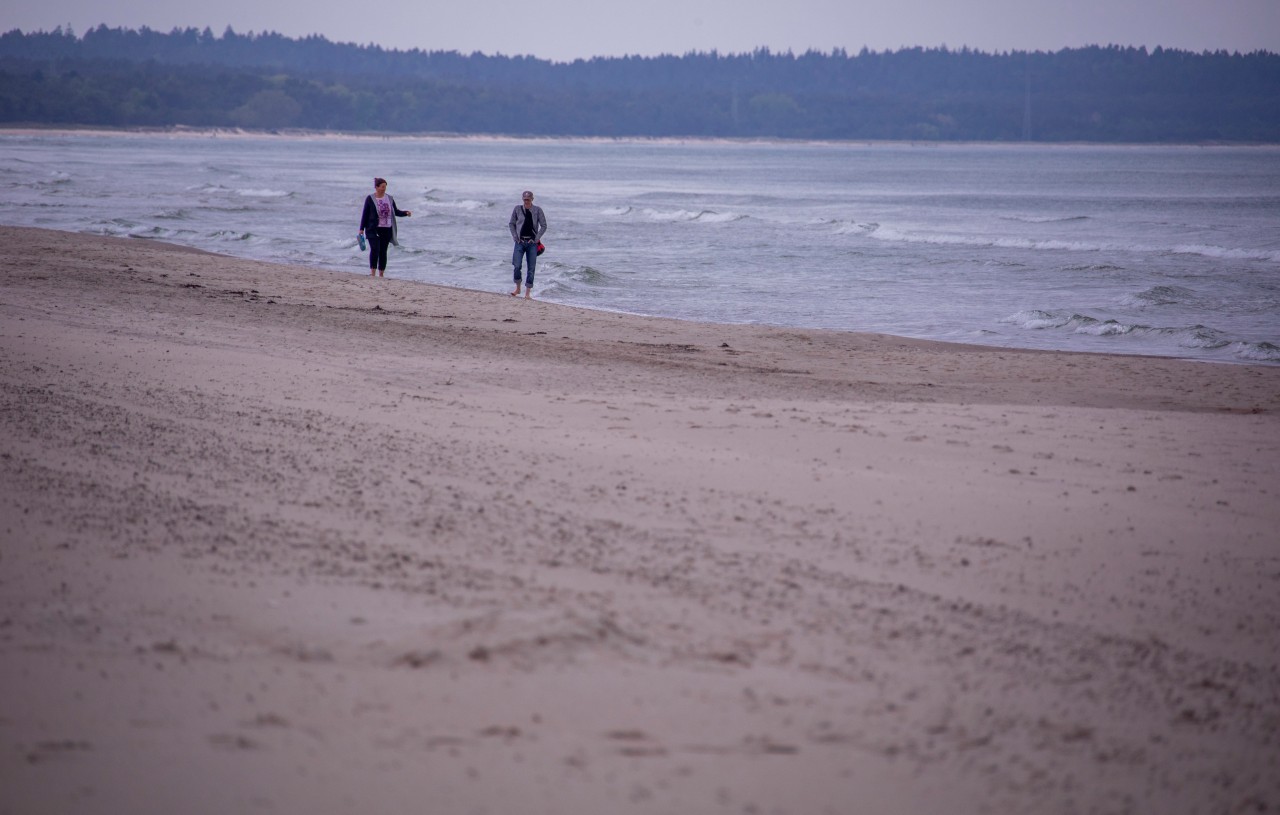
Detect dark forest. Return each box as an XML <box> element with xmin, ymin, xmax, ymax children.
<box><xmin>2</xmin><ymin>26</ymin><xmax>1277</xmax><ymax>141</ymax></box>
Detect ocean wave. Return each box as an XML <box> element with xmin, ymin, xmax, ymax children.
<box><xmin>641</xmin><ymin>208</ymin><xmax>743</xmax><ymax>223</ymax></box>
<box><xmin>427</xmin><ymin>198</ymin><xmax>492</xmax><ymax>210</ymax></box>
<box><xmin>867</xmin><ymin>226</ymin><xmax>1107</xmax><ymax>253</ymax></box>
<box><xmin>1151</xmin><ymin>324</ymin><xmax>1231</xmax><ymax>349</ymax></box>
<box><xmin>1001</xmin><ymin>215</ymin><xmax>1090</xmax><ymax>224</ymax></box>
<box><xmin>844</xmin><ymin>223</ymin><xmax>1280</xmax><ymax>263</ymax></box>
<box><xmin>209</xmin><ymin>229</ymin><xmax>259</xmax><ymax>242</ymax></box>
<box><xmin>1117</xmin><ymin>285</ymin><xmax>1196</xmax><ymax>308</ymax></box>
<box><xmin>833</xmin><ymin>221</ymin><xmax>880</xmax><ymax>235</ymax></box>
<box><xmin>235</xmin><ymin>188</ymin><xmax>292</xmax><ymax>198</ymax></box>
<box><xmin>19</xmin><ymin>171</ymin><xmax>73</xmax><ymax>189</ymax></box>
<box><xmin>1230</xmin><ymin>341</ymin><xmax>1280</xmax><ymax>362</ymax></box>
<box><xmin>1002</xmin><ymin>310</ymin><xmax>1071</xmax><ymax>330</ymax></box>
<box><xmin>1170</xmin><ymin>244</ymin><xmax>1280</xmax><ymax>263</ymax></box>
<box><xmin>197</xmin><ymin>204</ymin><xmax>258</xmax><ymax>214</ymax></box>
<box><xmin>694</xmin><ymin>210</ymin><xmax>745</xmax><ymax>223</ymax></box>
<box><xmin>200</xmin><ymin>164</ymin><xmax>243</xmax><ymax>177</ymax></box>
<box><xmin>85</xmin><ymin>220</ymin><xmax>133</xmax><ymax>238</ymax></box>
<box><xmin>602</xmin><ymin>205</ymin><xmax>632</xmax><ymax>216</ymax></box>
<box><xmin>539</xmin><ymin>263</ymin><xmax>610</xmax><ymax>294</ymax></box>
<box><xmin>124</xmin><ymin>225</ymin><xmax>198</xmax><ymax>241</ymax></box>
<box><xmin>1002</xmin><ymin>310</ymin><xmax>1254</xmax><ymax>352</ymax></box>
<box><xmin>568</xmin><ymin>264</ymin><xmax>608</xmax><ymax>284</ymax></box>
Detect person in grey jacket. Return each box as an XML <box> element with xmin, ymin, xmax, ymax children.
<box><xmin>508</xmin><ymin>190</ymin><xmax>547</xmax><ymax>298</ymax></box>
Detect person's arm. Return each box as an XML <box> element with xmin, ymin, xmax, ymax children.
<box><xmin>392</xmin><ymin>197</ymin><xmax>411</xmax><ymax>217</ymax></box>
<box><xmin>509</xmin><ymin>207</ymin><xmax>520</xmax><ymax>241</ymax></box>
<box><xmin>358</xmin><ymin>196</ymin><xmax>372</xmax><ymax>233</ymax></box>
<box><xmin>536</xmin><ymin>207</ymin><xmax>548</xmax><ymax>239</ymax></box>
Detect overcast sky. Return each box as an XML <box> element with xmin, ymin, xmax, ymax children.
<box><xmin>4</xmin><ymin>0</ymin><xmax>1277</xmax><ymax>62</ymax></box>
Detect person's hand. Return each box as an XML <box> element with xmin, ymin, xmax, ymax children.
<box><xmin>405</xmin><ymin>211</ymin><xmax>412</xmax><ymax>216</ymax></box>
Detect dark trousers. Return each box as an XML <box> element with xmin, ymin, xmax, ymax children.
<box><xmin>368</xmin><ymin>226</ymin><xmax>393</xmax><ymax>271</ymax></box>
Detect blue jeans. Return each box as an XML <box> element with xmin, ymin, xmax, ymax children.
<box><xmin>512</xmin><ymin>241</ymin><xmax>537</xmax><ymax>287</ymax></box>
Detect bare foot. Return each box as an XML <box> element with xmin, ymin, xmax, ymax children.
<box><xmin>378</xmin><ymin>271</ymin><xmax>385</xmax><ymax>277</ymax></box>
<box><xmin>524</xmin><ymin>291</ymin><xmax>533</xmax><ymax>299</ymax></box>
<box><xmin>510</xmin><ymin>286</ymin><xmax>521</xmax><ymax>297</ymax></box>
<box><xmin>369</xmin><ymin>270</ymin><xmax>376</xmax><ymax>276</ymax></box>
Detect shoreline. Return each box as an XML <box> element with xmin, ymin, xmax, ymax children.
<box><xmin>22</xmin><ymin>225</ymin><xmax>1280</xmax><ymax>369</ymax></box>
<box><xmin>4</xmin><ymin>124</ymin><xmax>1278</xmax><ymax>149</ymax></box>
<box><xmin>2</xmin><ymin>225</ymin><xmax>1278</xmax><ymax>813</ymax></box>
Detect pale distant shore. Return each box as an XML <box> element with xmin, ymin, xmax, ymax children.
<box><xmin>4</xmin><ymin>124</ymin><xmax>1276</xmax><ymax>148</ymax></box>
<box><xmin>2</xmin><ymin>226</ymin><xmax>1277</xmax><ymax>814</ymax></box>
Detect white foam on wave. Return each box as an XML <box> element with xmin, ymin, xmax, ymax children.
<box><xmin>209</xmin><ymin>229</ymin><xmax>261</xmax><ymax>243</ymax></box>
<box><xmin>833</xmin><ymin>221</ymin><xmax>880</xmax><ymax>235</ymax></box>
<box><xmin>846</xmin><ymin>223</ymin><xmax>1280</xmax><ymax>264</ymax></box>
<box><xmin>644</xmin><ymin>208</ymin><xmax>701</xmax><ymax>222</ymax></box>
<box><xmin>431</xmin><ymin>199</ymin><xmax>492</xmax><ymax>210</ymax></box>
<box><xmin>1073</xmin><ymin>319</ymin><xmax>1135</xmax><ymax>336</ymax></box>
<box><xmin>694</xmin><ymin>210</ymin><xmax>744</xmax><ymax>223</ymax></box>
<box><xmin>1002</xmin><ymin>215</ymin><xmax>1090</xmax><ymax>224</ymax></box>
<box><xmin>1003</xmin><ymin>310</ymin><xmax>1260</xmax><ymax>354</ymax></box>
<box><xmin>1171</xmin><ymin>244</ymin><xmax>1280</xmax><ymax>264</ymax></box>
<box><xmin>235</xmin><ymin>188</ymin><xmax>291</xmax><ymax>198</ymax></box>
<box><xmin>869</xmin><ymin>226</ymin><xmax>1109</xmax><ymax>253</ymax></box>
<box><xmin>641</xmin><ymin>208</ymin><xmax>742</xmax><ymax>223</ymax></box>
<box><xmin>1231</xmin><ymin>341</ymin><xmax>1280</xmax><ymax>362</ymax></box>
<box><xmin>1002</xmin><ymin>310</ymin><xmax>1072</xmax><ymax>330</ymax></box>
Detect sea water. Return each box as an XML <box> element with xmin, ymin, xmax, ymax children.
<box><xmin>2</xmin><ymin>132</ymin><xmax>1277</xmax><ymax>364</ymax></box>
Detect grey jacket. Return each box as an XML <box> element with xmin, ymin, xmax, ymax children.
<box><xmin>509</xmin><ymin>204</ymin><xmax>547</xmax><ymax>243</ymax></box>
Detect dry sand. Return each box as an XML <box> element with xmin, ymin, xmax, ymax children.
<box><xmin>1</xmin><ymin>225</ymin><xmax>1277</xmax><ymax>814</ymax></box>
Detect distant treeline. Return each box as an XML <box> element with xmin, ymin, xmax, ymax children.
<box><xmin>2</xmin><ymin>25</ymin><xmax>1278</xmax><ymax>141</ymax></box>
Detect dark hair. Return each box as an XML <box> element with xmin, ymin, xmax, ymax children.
<box><xmin>373</xmin><ymin>177</ymin><xmax>387</xmax><ymax>188</ymax></box>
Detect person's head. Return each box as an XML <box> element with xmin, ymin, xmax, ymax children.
<box><xmin>374</xmin><ymin>177</ymin><xmax>388</xmax><ymax>193</ymax></box>
<box><xmin>522</xmin><ymin>190</ymin><xmax>534</xmax><ymax>207</ymax></box>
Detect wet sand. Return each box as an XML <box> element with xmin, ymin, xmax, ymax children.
<box><xmin>1</xmin><ymin>226</ymin><xmax>1278</xmax><ymax>814</ymax></box>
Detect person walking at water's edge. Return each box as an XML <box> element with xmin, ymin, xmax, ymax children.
<box><xmin>359</xmin><ymin>178</ymin><xmax>411</xmax><ymax>278</ymax></box>
<box><xmin>508</xmin><ymin>190</ymin><xmax>547</xmax><ymax>298</ymax></box>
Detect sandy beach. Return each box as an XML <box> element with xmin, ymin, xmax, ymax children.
<box><xmin>1</xmin><ymin>225</ymin><xmax>1277</xmax><ymax>814</ymax></box>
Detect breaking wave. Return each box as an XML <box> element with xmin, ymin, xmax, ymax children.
<box><xmin>617</xmin><ymin>207</ymin><xmax>746</xmax><ymax>223</ymax></box>
<box><xmin>840</xmin><ymin>222</ymin><xmax>1280</xmax><ymax>263</ymax></box>
<box><xmin>1002</xmin><ymin>310</ymin><xmax>1278</xmax><ymax>361</ymax></box>
<box><xmin>1117</xmin><ymin>285</ymin><xmax>1198</xmax><ymax>308</ymax></box>
<box><xmin>235</xmin><ymin>188</ymin><xmax>291</xmax><ymax>198</ymax></box>
<box><xmin>1001</xmin><ymin>214</ymin><xmax>1090</xmax><ymax>223</ymax></box>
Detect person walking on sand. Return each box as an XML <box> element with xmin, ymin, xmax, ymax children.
<box><xmin>358</xmin><ymin>177</ymin><xmax>411</xmax><ymax>278</ymax></box>
<box><xmin>508</xmin><ymin>190</ymin><xmax>547</xmax><ymax>298</ymax></box>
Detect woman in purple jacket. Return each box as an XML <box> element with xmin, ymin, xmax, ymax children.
<box><xmin>358</xmin><ymin>177</ymin><xmax>411</xmax><ymax>277</ymax></box>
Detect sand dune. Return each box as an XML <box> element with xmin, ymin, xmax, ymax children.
<box><xmin>1</xmin><ymin>226</ymin><xmax>1277</xmax><ymax>814</ymax></box>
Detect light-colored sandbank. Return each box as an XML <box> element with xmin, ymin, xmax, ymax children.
<box><xmin>1</xmin><ymin>226</ymin><xmax>1277</xmax><ymax>815</ymax></box>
